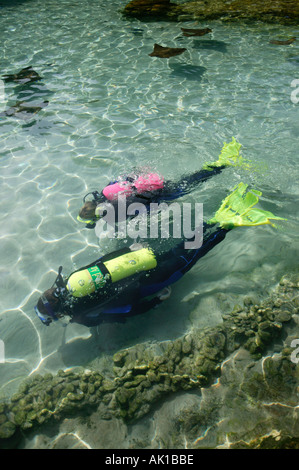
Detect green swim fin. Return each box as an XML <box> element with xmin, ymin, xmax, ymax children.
<box><xmin>203</xmin><ymin>137</ymin><xmax>243</xmax><ymax>170</ymax></box>
<box><xmin>208</xmin><ymin>182</ymin><xmax>286</xmax><ymax>229</ymax></box>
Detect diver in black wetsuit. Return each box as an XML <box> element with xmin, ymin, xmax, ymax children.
<box><xmin>77</xmin><ymin>138</ymin><xmax>244</xmax><ymax>229</ymax></box>
<box><xmin>34</xmin><ymin>183</ymin><xmax>284</xmax><ymax>328</ymax></box>
<box><xmin>35</xmin><ymin>227</ymin><xmax>227</xmax><ymax>327</ymax></box>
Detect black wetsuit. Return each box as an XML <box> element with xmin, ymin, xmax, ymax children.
<box><xmin>62</xmin><ymin>224</ymin><xmax>227</xmax><ymax>327</ymax></box>
<box><xmin>84</xmin><ymin>166</ymin><xmax>225</xmax><ymax>229</ymax></box>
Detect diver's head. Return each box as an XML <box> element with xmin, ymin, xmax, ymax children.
<box><xmin>35</xmin><ymin>288</ymin><xmax>62</xmax><ymax>326</ymax></box>
<box><xmin>78</xmin><ymin>191</ymin><xmax>106</xmax><ymax>228</ymax></box>
<box><xmin>79</xmin><ymin>200</ymin><xmax>97</xmax><ymax>220</ymax></box>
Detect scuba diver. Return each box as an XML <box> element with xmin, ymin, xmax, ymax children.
<box><xmin>34</xmin><ymin>183</ymin><xmax>285</xmax><ymax>327</ymax></box>
<box><xmin>77</xmin><ymin>138</ymin><xmax>246</xmax><ymax>229</ymax></box>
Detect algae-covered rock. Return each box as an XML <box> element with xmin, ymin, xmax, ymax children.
<box><xmin>0</xmin><ymin>272</ymin><xmax>298</xmax><ymax>446</ymax></box>
<box><xmin>115</xmin><ymin>387</ymin><xmax>136</xmax><ymax>406</ymax></box>
<box><xmin>13</xmin><ymin>410</ymin><xmax>26</xmax><ymax>427</ymax></box>
<box><xmin>123</xmin><ymin>0</ymin><xmax>177</xmax><ymax>20</ymax></box>
<box><xmin>231</xmin><ymin>431</ymin><xmax>299</xmax><ymax>449</ymax></box>
<box><xmin>123</xmin><ymin>0</ymin><xmax>299</xmax><ymax>24</ymax></box>
<box><xmin>0</xmin><ymin>420</ymin><xmax>16</xmax><ymax>439</ymax></box>
<box><xmin>113</xmin><ymin>351</ymin><xmax>128</xmax><ymax>367</ymax></box>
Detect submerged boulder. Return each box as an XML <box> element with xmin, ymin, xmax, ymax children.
<box><xmin>123</xmin><ymin>0</ymin><xmax>177</xmax><ymax>19</ymax></box>
<box><xmin>123</xmin><ymin>0</ymin><xmax>299</xmax><ymax>24</ymax></box>
<box><xmin>0</xmin><ymin>272</ymin><xmax>298</xmax><ymax>448</ymax></box>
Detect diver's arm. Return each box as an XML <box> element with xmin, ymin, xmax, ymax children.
<box><xmin>122</xmin><ymin>287</ymin><xmax>171</xmax><ymax>318</ymax></box>
<box><xmin>127</xmin><ymin>296</ymin><xmax>163</xmax><ymax>316</ymax></box>
<box><xmin>69</xmin><ymin>312</ymin><xmax>102</xmax><ymax>327</ymax></box>
<box><xmin>99</xmin><ymin>297</ymin><xmax>164</xmax><ymax>323</ymax></box>
<box><xmin>69</xmin><ymin>297</ymin><xmax>163</xmax><ymax>327</ymax></box>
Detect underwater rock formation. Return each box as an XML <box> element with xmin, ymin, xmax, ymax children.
<box><xmin>123</xmin><ymin>0</ymin><xmax>299</xmax><ymax>24</ymax></box>
<box><xmin>231</xmin><ymin>432</ymin><xmax>299</xmax><ymax>449</ymax></box>
<box><xmin>123</xmin><ymin>0</ymin><xmax>177</xmax><ymax>19</ymax></box>
<box><xmin>0</xmin><ymin>273</ymin><xmax>298</xmax><ymax>448</ymax></box>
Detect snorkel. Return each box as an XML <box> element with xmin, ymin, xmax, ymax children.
<box><xmin>34</xmin><ymin>294</ymin><xmax>59</xmax><ymax>326</ymax></box>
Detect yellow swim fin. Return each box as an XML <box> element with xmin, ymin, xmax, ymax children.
<box><xmin>203</xmin><ymin>137</ymin><xmax>244</xmax><ymax>170</ymax></box>
<box><xmin>208</xmin><ymin>182</ymin><xmax>287</xmax><ymax>229</ymax></box>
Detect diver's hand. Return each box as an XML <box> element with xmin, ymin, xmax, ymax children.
<box><xmin>157</xmin><ymin>286</ymin><xmax>171</xmax><ymax>301</ymax></box>
<box><xmin>129</xmin><ymin>242</ymin><xmax>144</xmax><ymax>251</ymax></box>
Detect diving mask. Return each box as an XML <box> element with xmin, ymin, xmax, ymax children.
<box><xmin>34</xmin><ymin>267</ymin><xmax>66</xmax><ymax>326</ymax></box>
<box><xmin>34</xmin><ymin>294</ymin><xmax>59</xmax><ymax>326</ymax></box>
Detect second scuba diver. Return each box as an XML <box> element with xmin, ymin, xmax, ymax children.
<box><xmin>35</xmin><ymin>183</ymin><xmax>285</xmax><ymax>327</ymax></box>
<box><xmin>77</xmin><ymin>138</ymin><xmax>246</xmax><ymax>229</ymax></box>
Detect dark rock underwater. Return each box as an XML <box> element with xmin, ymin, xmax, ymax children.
<box><xmin>123</xmin><ymin>0</ymin><xmax>299</xmax><ymax>25</ymax></box>
<box><xmin>0</xmin><ymin>273</ymin><xmax>298</xmax><ymax>449</ymax></box>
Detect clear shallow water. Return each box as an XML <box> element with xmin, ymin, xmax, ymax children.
<box><xmin>0</xmin><ymin>0</ymin><xmax>298</xmax><ymax>404</ymax></box>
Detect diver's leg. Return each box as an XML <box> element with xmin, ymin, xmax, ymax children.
<box><xmin>171</xmin><ymin>166</ymin><xmax>225</xmax><ymax>195</ymax></box>
<box><xmin>154</xmin><ymin>222</ymin><xmax>226</xmax><ymax>279</ymax></box>
<box><xmin>166</xmin><ymin>224</ymin><xmax>227</xmax><ymax>276</ymax></box>
<box><xmin>160</xmin><ymin>138</ymin><xmax>244</xmax><ymax>200</ymax></box>
<box><xmin>157</xmin><ymin>181</ymin><xmax>285</xmax><ymax>277</ymax></box>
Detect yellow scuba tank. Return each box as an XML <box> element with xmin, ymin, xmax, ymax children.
<box><xmin>104</xmin><ymin>248</ymin><xmax>157</xmax><ymax>282</ymax></box>
<box><xmin>67</xmin><ymin>265</ymin><xmax>106</xmax><ymax>298</ymax></box>
<box><xmin>67</xmin><ymin>248</ymin><xmax>157</xmax><ymax>298</ymax></box>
